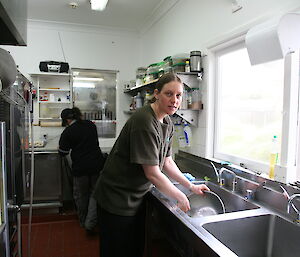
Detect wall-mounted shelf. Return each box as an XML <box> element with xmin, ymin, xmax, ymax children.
<box><xmin>124</xmin><ymin>72</ymin><xmax>202</xmax><ymax>95</ymax></box>
<box><xmin>123</xmin><ymin>71</ymin><xmax>203</xmax><ymax>126</ymax></box>
<box><xmin>174</xmin><ymin>109</ymin><xmax>200</xmax><ymax>127</ymax></box>
<box><xmin>30</xmin><ymin>73</ymin><xmax>72</xmax><ymax>123</ymax></box>
<box><xmin>123</xmin><ymin>110</ymin><xmax>136</xmax><ymax>115</ymax></box>
<box><xmin>39</xmin><ymin>88</ymin><xmax>70</xmax><ymax>92</ymax></box>
<box><xmin>39</xmin><ymin>101</ymin><xmax>71</xmax><ymax>104</ymax></box>
<box><xmin>124</xmin><ymin>79</ymin><xmax>158</xmax><ymax>95</ymax></box>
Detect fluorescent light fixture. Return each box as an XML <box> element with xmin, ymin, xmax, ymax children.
<box><xmin>73</xmin><ymin>77</ymin><xmax>104</xmax><ymax>82</ymax></box>
<box><xmin>90</xmin><ymin>0</ymin><xmax>108</xmax><ymax>11</ymax></box>
<box><xmin>73</xmin><ymin>82</ymin><xmax>95</xmax><ymax>88</ymax></box>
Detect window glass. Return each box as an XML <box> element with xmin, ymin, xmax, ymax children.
<box><xmin>215</xmin><ymin>46</ymin><xmax>284</xmax><ymax>164</ymax></box>
<box><xmin>72</xmin><ymin>68</ymin><xmax>117</xmax><ymax>138</ymax></box>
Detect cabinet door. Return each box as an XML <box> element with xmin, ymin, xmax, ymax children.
<box><xmin>27</xmin><ymin>152</ymin><xmax>62</xmax><ymax>202</ymax></box>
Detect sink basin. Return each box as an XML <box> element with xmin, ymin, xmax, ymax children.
<box><xmin>175</xmin><ymin>182</ymin><xmax>259</xmax><ymax>218</ymax></box>
<box><xmin>203</xmin><ymin>214</ymin><xmax>300</xmax><ymax>257</ymax></box>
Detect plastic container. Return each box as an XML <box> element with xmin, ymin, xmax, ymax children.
<box><xmin>191</xmin><ymin>88</ymin><xmax>201</xmax><ymax>109</ymax></box>
<box><xmin>269</xmin><ymin>135</ymin><xmax>279</xmax><ymax>179</ymax></box>
<box><xmin>144</xmin><ymin>91</ymin><xmax>153</xmax><ymax>106</ymax></box>
<box><xmin>190</xmin><ymin>51</ymin><xmax>202</xmax><ymax>72</ymax></box>
<box><xmin>136</xmin><ymin>67</ymin><xmax>147</xmax><ymax>79</ymax></box>
<box><xmin>172</xmin><ymin>63</ymin><xmax>185</xmax><ymax>73</ymax></box>
<box><xmin>157</xmin><ymin>61</ymin><xmax>165</xmax><ymax>77</ymax></box>
<box><xmin>171</xmin><ymin>53</ymin><xmax>189</xmax><ymax>65</ymax></box>
<box><xmin>180</xmin><ymin>89</ymin><xmax>188</xmax><ymax>109</ymax></box>
<box><xmin>146</xmin><ymin>63</ymin><xmax>160</xmax><ymax>82</ymax></box>
<box><xmin>163</xmin><ymin>56</ymin><xmax>173</xmax><ymax>66</ymax></box>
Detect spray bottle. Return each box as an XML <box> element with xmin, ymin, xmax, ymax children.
<box><xmin>183</xmin><ymin>123</ymin><xmax>192</xmax><ymax>147</ymax></box>
<box><xmin>269</xmin><ymin>135</ymin><xmax>279</xmax><ymax>179</ymax></box>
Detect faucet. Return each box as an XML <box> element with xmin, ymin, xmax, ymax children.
<box><xmin>287</xmin><ymin>193</ymin><xmax>300</xmax><ymax>223</ymax></box>
<box><xmin>210</xmin><ymin>162</ymin><xmax>220</xmax><ymax>183</ymax></box>
<box><xmin>219</xmin><ymin>167</ymin><xmax>237</xmax><ymax>192</ymax></box>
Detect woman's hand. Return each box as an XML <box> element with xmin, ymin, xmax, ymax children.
<box><xmin>190</xmin><ymin>184</ymin><xmax>210</xmax><ymax>195</ymax></box>
<box><xmin>177</xmin><ymin>192</ymin><xmax>190</xmax><ymax>212</ymax></box>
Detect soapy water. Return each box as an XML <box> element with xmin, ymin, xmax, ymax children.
<box><xmin>188</xmin><ymin>207</ymin><xmax>218</xmax><ymax>218</ymax></box>
<box><xmin>186</xmin><ymin>190</ymin><xmax>226</xmax><ymax>218</ymax></box>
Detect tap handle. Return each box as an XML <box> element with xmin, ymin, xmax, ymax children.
<box><xmin>220</xmin><ymin>178</ymin><xmax>225</xmax><ymax>187</ymax></box>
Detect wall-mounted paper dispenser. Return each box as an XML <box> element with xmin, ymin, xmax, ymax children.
<box><xmin>246</xmin><ymin>13</ymin><xmax>300</xmax><ymax>65</ymax></box>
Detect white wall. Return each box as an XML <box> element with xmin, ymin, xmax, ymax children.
<box><xmin>139</xmin><ymin>0</ymin><xmax>300</xmax><ymax>157</ymax></box>
<box><xmin>2</xmin><ymin>20</ymin><xmax>141</xmax><ymax>148</ymax></box>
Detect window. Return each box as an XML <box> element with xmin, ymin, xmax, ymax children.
<box><xmin>213</xmin><ymin>40</ymin><xmax>299</xmax><ymax>178</ymax></box>
<box><xmin>72</xmin><ymin>68</ymin><xmax>117</xmax><ymax>138</ymax></box>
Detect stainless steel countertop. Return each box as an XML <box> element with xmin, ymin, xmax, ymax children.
<box><xmin>150</xmin><ymin>181</ymin><xmax>292</xmax><ymax>257</ymax></box>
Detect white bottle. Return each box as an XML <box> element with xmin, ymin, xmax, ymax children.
<box><xmin>183</xmin><ymin>123</ymin><xmax>192</xmax><ymax>147</ymax></box>
<box><xmin>185</xmin><ymin>60</ymin><xmax>190</xmax><ymax>72</ymax></box>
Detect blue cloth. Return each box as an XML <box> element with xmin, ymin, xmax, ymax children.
<box><xmin>183</xmin><ymin>173</ymin><xmax>195</xmax><ymax>181</ymax></box>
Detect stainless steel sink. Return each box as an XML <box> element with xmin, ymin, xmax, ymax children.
<box><xmin>203</xmin><ymin>214</ymin><xmax>300</xmax><ymax>257</ymax></box>
<box><xmin>175</xmin><ymin>182</ymin><xmax>259</xmax><ymax>218</ymax></box>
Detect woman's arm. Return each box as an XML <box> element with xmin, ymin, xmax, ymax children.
<box><xmin>143</xmin><ymin>164</ymin><xmax>190</xmax><ymax>212</ymax></box>
<box><xmin>163</xmin><ymin>156</ymin><xmax>209</xmax><ymax>194</ymax></box>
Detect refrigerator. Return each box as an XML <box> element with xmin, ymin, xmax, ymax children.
<box><xmin>0</xmin><ymin>70</ymin><xmax>32</xmax><ymax>257</ymax></box>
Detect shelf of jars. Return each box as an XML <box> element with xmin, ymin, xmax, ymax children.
<box><xmin>123</xmin><ymin>72</ymin><xmax>202</xmax><ymax>95</ymax></box>
<box><xmin>123</xmin><ymin>72</ymin><xmax>203</xmax><ymax>127</ymax></box>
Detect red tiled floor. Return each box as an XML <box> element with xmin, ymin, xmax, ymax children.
<box><xmin>21</xmin><ymin>212</ymin><xmax>180</xmax><ymax>257</ymax></box>
<box><xmin>22</xmin><ymin>219</ymin><xmax>99</xmax><ymax>257</ymax></box>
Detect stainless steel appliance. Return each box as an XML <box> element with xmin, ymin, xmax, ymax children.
<box><xmin>0</xmin><ymin>67</ymin><xmax>32</xmax><ymax>256</ymax></box>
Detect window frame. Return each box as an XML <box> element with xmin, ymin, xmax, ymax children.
<box><xmin>209</xmin><ymin>36</ymin><xmax>300</xmax><ymax>182</ymax></box>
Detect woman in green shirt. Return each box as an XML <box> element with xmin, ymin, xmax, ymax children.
<box><xmin>94</xmin><ymin>73</ymin><xmax>209</xmax><ymax>257</ymax></box>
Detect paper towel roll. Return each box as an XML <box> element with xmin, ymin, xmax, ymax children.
<box><xmin>0</xmin><ymin>48</ymin><xmax>17</xmax><ymax>91</ymax></box>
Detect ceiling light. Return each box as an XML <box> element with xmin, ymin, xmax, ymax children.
<box><xmin>90</xmin><ymin>0</ymin><xmax>108</xmax><ymax>11</ymax></box>
<box><xmin>73</xmin><ymin>77</ymin><xmax>104</xmax><ymax>82</ymax></box>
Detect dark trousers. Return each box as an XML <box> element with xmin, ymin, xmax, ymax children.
<box><xmin>73</xmin><ymin>174</ymin><xmax>98</xmax><ymax>230</ymax></box>
<box><xmin>98</xmin><ymin>206</ymin><xmax>146</xmax><ymax>257</ymax></box>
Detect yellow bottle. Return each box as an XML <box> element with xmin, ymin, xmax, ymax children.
<box><xmin>269</xmin><ymin>135</ymin><xmax>279</xmax><ymax>179</ymax></box>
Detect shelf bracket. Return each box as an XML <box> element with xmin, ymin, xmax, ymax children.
<box><xmin>175</xmin><ymin>110</ymin><xmax>198</xmax><ymax>127</ymax></box>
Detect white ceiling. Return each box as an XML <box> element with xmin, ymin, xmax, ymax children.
<box><xmin>27</xmin><ymin>0</ymin><xmax>166</xmax><ymax>32</ymax></box>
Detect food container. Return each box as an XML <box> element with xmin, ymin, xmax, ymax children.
<box><xmin>163</xmin><ymin>56</ymin><xmax>173</xmax><ymax>66</ymax></box>
<box><xmin>172</xmin><ymin>63</ymin><xmax>185</xmax><ymax>73</ymax></box>
<box><xmin>171</xmin><ymin>53</ymin><xmax>189</xmax><ymax>65</ymax></box>
<box><xmin>136</xmin><ymin>67</ymin><xmax>147</xmax><ymax>79</ymax></box>
<box><xmin>191</xmin><ymin>88</ymin><xmax>201</xmax><ymax>109</ymax></box>
<box><xmin>190</xmin><ymin>51</ymin><xmax>202</xmax><ymax>72</ymax></box>
<box><xmin>157</xmin><ymin>61</ymin><xmax>165</xmax><ymax>77</ymax></box>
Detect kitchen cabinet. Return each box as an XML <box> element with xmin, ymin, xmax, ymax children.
<box><xmin>124</xmin><ymin>72</ymin><xmax>203</xmax><ymax>126</ymax></box>
<box><xmin>26</xmin><ymin>151</ymin><xmax>62</xmax><ymax>204</ymax></box>
<box><xmin>30</xmin><ymin>72</ymin><xmax>72</xmax><ymax>126</ymax></box>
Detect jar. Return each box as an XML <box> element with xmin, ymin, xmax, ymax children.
<box><xmin>136</xmin><ymin>67</ymin><xmax>147</xmax><ymax>79</ymax></box>
<box><xmin>172</xmin><ymin>62</ymin><xmax>185</xmax><ymax>73</ymax></box>
<box><xmin>190</xmin><ymin>51</ymin><xmax>202</xmax><ymax>72</ymax></box>
<box><xmin>191</xmin><ymin>88</ymin><xmax>201</xmax><ymax>109</ymax></box>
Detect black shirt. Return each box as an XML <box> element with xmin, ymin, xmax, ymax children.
<box><xmin>59</xmin><ymin>120</ymin><xmax>104</xmax><ymax>177</ymax></box>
